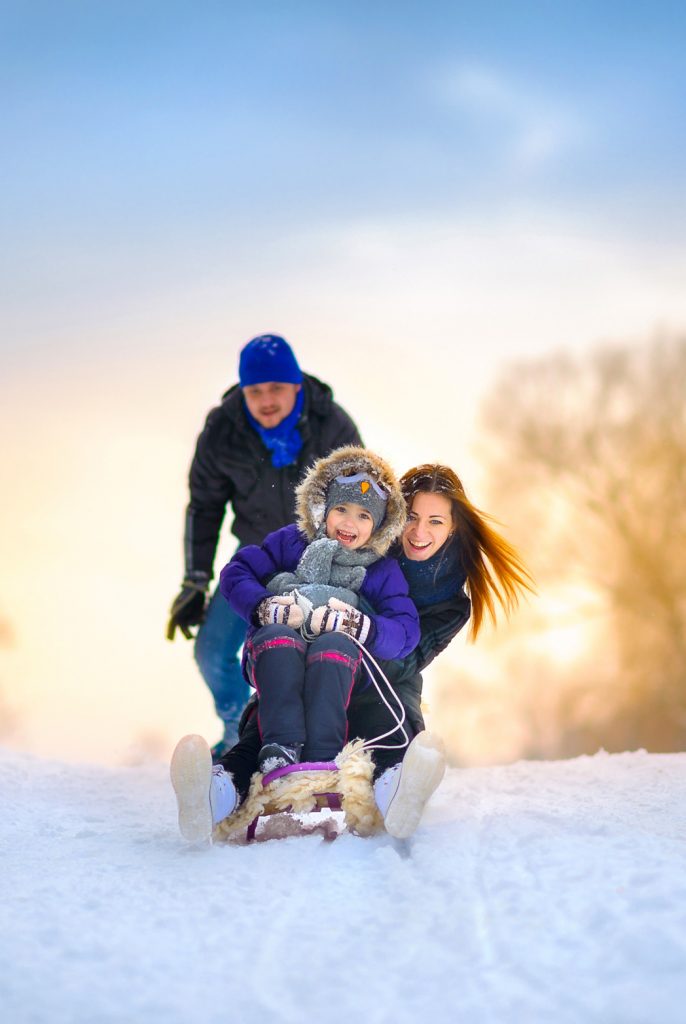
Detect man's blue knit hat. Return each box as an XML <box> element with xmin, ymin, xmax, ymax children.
<box><xmin>238</xmin><ymin>334</ymin><xmax>303</xmax><ymax>387</ymax></box>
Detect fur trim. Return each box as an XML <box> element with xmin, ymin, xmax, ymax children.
<box><xmin>294</xmin><ymin>445</ymin><xmax>407</xmax><ymax>556</ymax></box>
<box><xmin>212</xmin><ymin>740</ymin><xmax>384</xmax><ymax>843</ymax></box>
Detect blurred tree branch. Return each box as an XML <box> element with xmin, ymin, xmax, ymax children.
<box><xmin>477</xmin><ymin>334</ymin><xmax>686</xmax><ymax>751</ymax></box>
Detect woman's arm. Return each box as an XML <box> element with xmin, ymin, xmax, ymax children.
<box><xmin>401</xmin><ymin>593</ymin><xmax>471</xmax><ymax>679</ymax></box>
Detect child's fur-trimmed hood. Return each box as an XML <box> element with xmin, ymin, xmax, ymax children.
<box><xmin>294</xmin><ymin>445</ymin><xmax>406</xmax><ymax>556</ymax></box>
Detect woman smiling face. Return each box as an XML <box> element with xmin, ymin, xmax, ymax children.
<box><xmin>402</xmin><ymin>492</ymin><xmax>453</xmax><ymax>561</ymax></box>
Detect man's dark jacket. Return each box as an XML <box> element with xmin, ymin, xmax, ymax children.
<box><xmin>185</xmin><ymin>374</ymin><xmax>362</xmax><ymax>579</ymax></box>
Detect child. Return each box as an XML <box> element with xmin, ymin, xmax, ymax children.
<box><xmin>170</xmin><ymin>446</ymin><xmax>420</xmax><ymax>840</ymax></box>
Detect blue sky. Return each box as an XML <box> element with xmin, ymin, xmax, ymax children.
<box><xmin>4</xmin><ymin>1</ymin><xmax>686</xmax><ymax>370</ymax></box>
<box><xmin>3</xmin><ymin>2</ymin><xmax>686</xmax><ymax>762</ymax></box>
<box><xmin>5</xmin><ymin>1</ymin><xmax>686</xmax><ymax>240</ymax></box>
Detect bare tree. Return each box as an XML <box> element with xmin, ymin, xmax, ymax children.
<box><xmin>0</xmin><ymin>617</ymin><xmax>19</xmax><ymax>740</ymax></box>
<box><xmin>477</xmin><ymin>334</ymin><xmax>686</xmax><ymax>752</ymax></box>
<box><xmin>0</xmin><ymin>618</ymin><xmax>14</xmax><ymax>649</ymax></box>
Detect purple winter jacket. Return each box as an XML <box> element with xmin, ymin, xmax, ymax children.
<box><xmin>219</xmin><ymin>523</ymin><xmax>420</xmax><ymax>662</ymax></box>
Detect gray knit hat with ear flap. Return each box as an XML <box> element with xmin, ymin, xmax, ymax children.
<box><xmin>325</xmin><ymin>472</ymin><xmax>389</xmax><ymax>530</ymax></box>
<box><xmin>295</xmin><ymin>445</ymin><xmax>407</xmax><ymax>557</ymax></box>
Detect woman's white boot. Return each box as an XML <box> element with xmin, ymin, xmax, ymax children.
<box><xmin>373</xmin><ymin>732</ymin><xmax>446</xmax><ymax>839</ymax></box>
<box><xmin>170</xmin><ymin>734</ymin><xmax>237</xmax><ymax>841</ymax></box>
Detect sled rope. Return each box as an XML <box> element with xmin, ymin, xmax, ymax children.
<box><xmin>294</xmin><ymin>587</ymin><xmax>410</xmax><ymax>757</ymax></box>
<box><xmin>341</xmin><ymin>636</ymin><xmax>410</xmax><ymax>756</ymax></box>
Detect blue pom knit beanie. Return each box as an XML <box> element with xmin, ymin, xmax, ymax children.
<box><xmin>238</xmin><ymin>334</ymin><xmax>303</xmax><ymax>387</ymax></box>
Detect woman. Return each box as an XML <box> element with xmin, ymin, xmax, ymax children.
<box><xmin>171</xmin><ymin>462</ymin><xmax>532</xmax><ymax>842</ymax></box>
<box><xmin>348</xmin><ymin>463</ymin><xmax>534</xmax><ymax>836</ymax></box>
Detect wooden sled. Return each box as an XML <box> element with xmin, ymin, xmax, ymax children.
<box><xmin>212</xmin><ymin>740</ymin><xmax>384</xmax><ymax>844</ymax></box>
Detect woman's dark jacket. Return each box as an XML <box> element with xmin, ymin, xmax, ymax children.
<box><xmin>350</xmin><ymin>588</ymin><xmax>471</xmax><ymax>732</ymax></box>
<box><xmin>185</xmin><ymin>374</ymin><xmax>361</xmax><ymax>579</ymax></box>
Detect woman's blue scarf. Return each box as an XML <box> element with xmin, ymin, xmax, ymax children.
<box><xmin>244</xmin><ymin>389</ymin><xmax>305</xmax><ymax>468</ymax></box>
<box><xmin>397</xmin><ymin>541</ymin><xmax>466</xmax><ymax>608</ymax></box>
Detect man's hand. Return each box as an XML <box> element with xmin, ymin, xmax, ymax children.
<box><xmin>166</xmin><ymin>577</ymin><xmax>209</xmax><ymax>640</ymax></box>
<box><xmin>257</xmin><ymin>595</ymin><xmax>305</xmax><ymax>629</ymax></box>
<box><xmin>308</xmin><ymin>598</ymin><xmax>371</xmax><ymax>643</ymax></box>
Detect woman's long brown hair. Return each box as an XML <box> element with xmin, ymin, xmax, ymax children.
<box><xmin>400</xmin><ymin>464</ymin><xmax>534</xmax><ymax>640</ymax></box>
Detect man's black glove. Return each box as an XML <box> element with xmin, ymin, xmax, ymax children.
<box><xmin>166</xmin><ymin>574</ymin><xmax>210</xmax><ymax>640</ymax></box>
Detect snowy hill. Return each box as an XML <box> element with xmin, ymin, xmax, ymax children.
<box><xmin>2</xmin><ymin>747</ymin><xmax>686</xmax><ymax>1024</ymax></box>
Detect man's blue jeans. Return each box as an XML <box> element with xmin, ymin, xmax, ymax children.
<box><xmin>194</xmin><ymin>588</ymin><xmax>252</xmax><ymax>746</ymax></box>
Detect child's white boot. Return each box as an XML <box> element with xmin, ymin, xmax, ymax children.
<box><xmin>170</xmin><ymin>734</ymin><xmax>238</xmax><ymax>841</ymax></box>
<box><xmin>373</xmin><ymin>732</ymin><xmax>446</xmax><ymax>839</ymax></box>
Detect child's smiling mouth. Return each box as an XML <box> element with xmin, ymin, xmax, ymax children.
<box><xmin>336</xmin><ymin>529</ymin><xmax>357</xmax><ymax>546</ymax></box>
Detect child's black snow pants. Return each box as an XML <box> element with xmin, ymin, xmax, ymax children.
<box><xmin>244</xmin><ymin>623</ymin><xmax>364</xmax><ymax>762</ymax></box>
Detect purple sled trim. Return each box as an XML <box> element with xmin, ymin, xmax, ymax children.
<box><xmin>262</xmin><ymin>761</ymin><xmax>338</xmax><ymax>786</ymax></box>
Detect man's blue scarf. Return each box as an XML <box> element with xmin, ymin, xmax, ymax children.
<box><xmin>244</xmin><ymin>389</ymin><xmax>305</xmax><ymax>468</ymax></box>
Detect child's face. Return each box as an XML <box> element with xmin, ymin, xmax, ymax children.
<box><xmin>326</xmin><ymin>502</ymin><xmax>375</xmax><ymax>550</ymax></box>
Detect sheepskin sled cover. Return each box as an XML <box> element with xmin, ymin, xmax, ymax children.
<box><xmin>213</xmin><ymin>740</ymin><xmax>384</xmax><ymax>842</ymax></box>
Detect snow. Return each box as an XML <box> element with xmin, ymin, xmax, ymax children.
<box><xmin>2</xmin><ymin>746</ymin><xmax>686</xmax><ymax>1024</ymax></box>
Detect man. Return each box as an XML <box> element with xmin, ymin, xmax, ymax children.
<box><xmin>167</xmin><ymin>334</ymin><xmax>362</xmax><ymax>757</ymax></box>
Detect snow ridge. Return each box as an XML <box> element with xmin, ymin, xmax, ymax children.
<box><xmin>2</xmin><ymin>747</ymin><xmax>685</xmax><ymax>1023</ymax></box>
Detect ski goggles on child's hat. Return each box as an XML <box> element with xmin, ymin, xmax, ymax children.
<box><xmin>325</xmin><ymin>473</ymin><xmax>389</xmax><ymax>529</ymax></box>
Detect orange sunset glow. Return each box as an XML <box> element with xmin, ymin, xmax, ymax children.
<box><xmin>3</xmin><ymin>5</ymin><xmax>686</xmax><ymax>767</ymax></box>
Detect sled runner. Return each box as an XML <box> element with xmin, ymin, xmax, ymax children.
<box><xmin>211</xmin><ymin>640</ymin><xmax>420</xmax><ymax>844</ymax></box>
<box><xmin>244</xmin><ymin>762</ymin><xmax>342</xmax><ymax>842</ymax></box>
<box><xmin>212</xmin><ymin>740</ymin><xmax>384</xmax><ymax>843</ymax></box>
